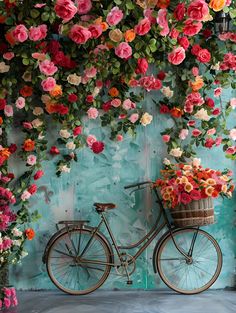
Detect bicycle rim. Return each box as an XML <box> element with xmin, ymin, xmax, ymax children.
<box><xmin>46</xmin><ymin>228</ymin><xmax>112</xmax><ymax>295</ymax></box>
<box><xmin>156</xmin><ymin>228</ymin><xmax>222</xmax><ymax>294</ymax></box>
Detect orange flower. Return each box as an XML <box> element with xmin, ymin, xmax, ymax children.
<box><xmin>170</xmin><ymin>107</ymin><xmax>183</xmax><ymax>118</ymax></box>
<box><xmin>23</xmin><ymin>139</ymin><xmax>35</xmax><ymax>151</ymax></box>
<box><xmin>209</xmin><ymin>0</ymin><xmax>226</xmax><ymax>12</ymax></box>
<box><xmin>106</xmin><ymin>42</ymin><xmax>114</xmax><ymax>49</ymax></box>
<box><xmin>0</xmin><ymin>148</ymin><xmax>11</xmax><ymax>159</ymax></box>
<box><xmin>45</xmin><ymin>101</ymin><xmax>58</xmax><ymax>114</ymax></box>
<box><xmin>0</xmin><ymin>117</ymin><xmax>3</xmax><ymax>125</ymax></box>
<box><xmin>190</xmin><ymin>76</ymin><xmax>204</xmax><ymax>92</ymax></box>
<box><xmin>49</xmin><ymin>85</ymin><xmax>62</xmax><ymax>98</ymax></box>
<box><xmin>20</xmin><ymin>86</ymin><xmax>33</xmax><ymax>97</ymax></box>
<box><xmin>25</xmin><ymin>228</ymin><xmax>35</xmax><ymax>240</ymax></box>
<box><xmin>156</xmin><ymin>0</ymin><xmax>170</xmax><ymax>9</ymax></box>
<box><xmin>101</xmin><ymin>22</ymin><xmax>109</xmax><ymax>32</ymax></box>
<box><xmin>109</xmin><ymin>87</ymin><xmax>119</xmax><ymax>97</ymax></box>
<box><xmin>124</xmin><ymin>29</ymin><xmax>136</xmax><ymax>42</ymax></box>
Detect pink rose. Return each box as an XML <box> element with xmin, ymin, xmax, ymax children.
<box><xmin>34</xmin><ymin>3</ymin><xmax>46</xmax><ymax>8</ymax></box>
<box><xmin>21</xmin><ymin>190</ymin><xmax>31</xmax><ymax>201</ymax></box>
<box><xmin>34</xmin><ymin>170</ymin><xmax>44</xmax><ymax>180</ymax></box>
<box><xmin>183</xmin><ymin>19</ymin><xmax>202</xmax><ymax>36</ymax></box>
<box><xmin>12</xmin><ymin>297</ymin><xmax>18</xmax><ymax>307</ymax></box>
<box><xmin>13</xmin><ymin>24</ymin><xmax>28</xmax><ymax>42</ymax></box>
<box><xmin>212</xmin><ymin>108</ymin><xmax>221</xmax><ymax>115</ymax></box>
<box><xmin>214</xmin><ymin>87</ymin><xmax>222</xmax><ymax>97</ymax></box>
<box><xmin>162</xmin><ymin>134</ymin><xmax>170</xmax><ymax>142</ymax></box>
<box><xmin>179</xmin><ymin>129</ymin><xmax>189</xmax><ymax>140</ymax></box>
<box><xmin>178</xmin><ymin>37</ymin><xmax>190</xmax><ymax>50</ymax></box>
<box><xmin>170</xmin><ymin>28</ymin><xmax>180</xmax><ymax>39</ymax></box>
<box><xmin>187</xmin><ymin>0</ymin><xmax>209</xmax><ymax>21</ymax></box>
<box><xmin>144</xmin><ymin>9</ymin><xmax>156</xmax><ymax>24</ymax></box>
<box><xmin>129</xmin><ymin>113</ymin><xmax>139</xmax><ymax>123</ymax></box>
<box><xmin>77</xmin><ymin>0</ymin><xmax>92</xmax><ymax>15</ymax></box>
<box><xmin>215</xmin><ymin>137</ymin><xmax>222</xmax><ymax>146</ymax></box>
<box><xmin>180</xmin><ymin>192</ymin><xmax>192</xmax><ymax>205</ymax></box>
<box><xmin>3</xmin><ymin>298</ymin><xmax>11</xmax><ymax>309</ymax></box>
<box><xmin>116</xmin><ymin>134</ymin><xmax>123</xmax><ymax>141</ymax></box>
<box><xmin>3</xmin><ymin>288</ymin><xmax>11</xmax><ymax>297</ymax></box>
<box><xmin>84</xmin><ymin>66</ymin><xmax>97</xmax><ymax>78</ymax></box>
<box><xmin>39</xmin><ymin>60</ymin><xmax>58</xmax><ymax>76</ymax></box>
<box><xmin>106</xmin><ymin>7</ymin><xmax>123</xmax><ymax>26</ymax></box>
<box><xmin>87</xmin><ymin>107</ymin><xmax>98</xmax><ymax>119</ymax></box>
<box><xmin>27</xmin><ymin>154</ymin><xmax>37</xmax><ymax>166</ymax></box>
<box><xmin>122</xmin><ymin>99</ymin><xmax>136</xmax><ymax>110</ymax></box>
<box><xmin>190</xmin><ymin>190</ymin><xmax>201</xmax><ymax>201</ymax></box>
<box><xmin>168</xmin><ymin>47</ymin><xmax>186</xmax><ymax>65</ymax></box>
<box><xmin>188</xmin><ymin>120</ymin><xmax>196</xmax><ymax>127</ymax></box>
<box><xmin>135</xmin><ymin>18</ymin><xmax>151</xmax><ymax>36</ymax></box>
<box><xmin>226</xmin><ymin>146</ymin><xmax>235</xmax><ymax>155</ymax></box>
<box><xmin>192</xmin><ymin>129</ymin><xmax>202</xmax><ymax>137</ymax></box>
<box><xmin>192</xmin><ymin>67</ymin><xmax>199</xmax><ymax>76</ymax></box>
<box><xmin>73</xmin><ymin>126</ymin><xmax>82</xmax><ymax>136</ymax></box>
<box><xmin>29</xmin><ymin>24</ymin><xmax>47</xmax><ymax>41</ymax></box>
<box><xmin>16</xmin><ymin>97</ymin><xmax>25</xmax><ymax>109</ymax></box>
<box><xmin>41</xmin><ymin>77</ymin><xmax>56</xmax><ymax>91</ymax></box>
<box><xmin>54</xmin><ymin>0</ymin><xmax>77</xmax><ymax>22</ymax></box>
<box><xmin>3</xmin><ymin>52</ymin><xmax>14</xmax><ymax>60</ymax></box>
<box><xmin>86</xmin><ymin>134</ymin><xmax>97</xmax><ymax>147</ymax></box>
<box><xmin>4</xmin><ymin>105</ymin><xmax>13</xmax><ymax>117</ymax></box>
<box><xmin>174</xmin><ymin>3</ymin><xmax>186</xmax><ymax>21</ymax></box>
<box><xmin>136</xmin><ymin>58</ymin><xmax>148</xmax><ymax>74</ymax></box>
<box><xmin>88</xmin><ymin>24</ymin><xmax>103</xmax><ymax>39</ymax></box>
<box><xmin>23</xmin><ymin>122</ymin><xmax>33</xmax><ymax>129</ymax></box>
<box><xmin>185</xmin><ymin>92</ymin><xmax>204</xmax><ymax>107</ymax></box>
<box><xmin>207</xmin><ymin>128</ymin><xmax>216</xmax><ymax>135</ymax></box>
<box><xmin>197</xmin><ymin>48</ymin><xmax>211</xmax><ymax>63</ymax></box>
<box><xmin>111</xmin><ymin>98</ymin><xmax>121</xmax><ymax>107</ymax></box>
<box><xmin>69</xmin><ymin>25</ymin><xmax>91</xmax><ymax>44</ymax></box>
<box><xmin>230</xmin><ymin>98</ymin><xmax>236</xmax><ymax>109</ymax></box>
<box><xmin>115</xmin><ymin>42</ymin><xmax>132</xmax><ymax>59</ymax></box>
<box><xmin>157</xmin><ymin>9</ymin><xmax>169</xmax><ymax>36</ymax></box>
<box><xmin>191</xmin><ymin>44</ymin><xmax>201</xmax><ymax>56</ymax></box>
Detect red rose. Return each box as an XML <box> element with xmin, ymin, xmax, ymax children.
<box><xmin>86</xmin><ymin>95</ymin><xmax>94</xmax><ymax>103</ymax></box>
<box><xmin>135</xmin><ymin>58</ymin><xmax>148</xmax><ymax>74</ymax></box>
<box><xmin>134</xmin><ymin>18</ymin><xmax>151</xmax><ymax>36</ymax></box>
<box><xmin>8</xmin><ymin>144</ymin><xmax>17</xmax><ymax>153</ymax></box>
<box><xmin>0</xmin><ymin>99</ymin><xmax>6</xmax><ymax>110</ymax></box>
<box><xmin>102</xmin><ymin>101</ymin><xmax>112</xmax><ymax>112</ymax></box>
<box><xmin>168</xmin><ymin>47</ymin><xmax>186</xmax><ymax>65</ymax></box>
<box><xmin>50</xmin><ymin>146</ymin><xmax>60</xmax><ymax>155</ymax></box>
<box><xmin>28</xmin><ymin>184</ymin><xmax>37</xmax><ymax>195</ymax></box>
<box><xmin>54</xmin><ymin>0</ymin><xmax>77</xmax><ymax>22</ymax></box>
<box><xmin>174</xmin><ymin>3</ymin><xmax>186</xmax><ymax>21</ymax></box>
<box><xmin>197</xmin><ymin>49</ymin><xmax>211</xmax><ymax>63</ymax></box>
<box><xmin>180</xmin><ymin>192</ymin><xmax>192</xmax><ymax>205</ymax></box>
<box><xmin>56</xmin><ymin>104</ymin><xmax>69</xmax><ymax>115</ymax></box>
<box><xmin>47</xmin><ymin>40</ymin><xmax>61</xmax><ymax>54</ymax></box>
<box><xmin>192</xmin><ymin>129</ymin><xmax>202</xmax><ymax>137</ymax></box>
<box><xmin>157</xmin><ymin>71</ymin><xmax>166</xmax><ymax>80</ymax></box>
<box><xmin>205</xmin><ymin>138</ymin><xmax>215</xmax><ymax>148</ymax></box>
<box><xmin>212</xmin><ymin>108</ymin><xmax>221</xmax><ymax>115</ymax></box>
<box><xmin>191</xmin><ymin>44</ymin><xmax>201</xmax><ymax>56</ymax></box>
<box><xmin>188</xmin><ymin>120</ymin><xmax>196</xmax><ymax>127</ymax></box>
<box><xmin>202</xmin><ymin>28</ymin><xmax>212</xmax><ymax>39</ymax></box>
<box><xmin>7</xmin><ymin>173</ymin><xmax>15</xmax><ymax>180</ymax></box>
<box><xmin>34</xmin><ymin>170</ymin><xmax>44</xmax><ymax>180</ymax></box>
<box><xmin>20</xmin><ymin>86</ymin><xmax>33</xmax><ymax>97</ymax></box>
<box><xmin>183</xmin><ymin>19</ymin><xmax>202</xmax><ymax>37</ymax></box>
<box><xmin>88</xmin><ymin>24</ymin><xmax>103</xmax><ymax>39</ymax></box>
<box><xmin>160</xmin><ymin>104</ymin><xmax>170</xmax><ymax>114</ymax></box>
<box><xmin>73</xmin><ymin>126</ymin><xmax>82</xmax><ymax>136</ymax></box>
<box><xmin>178</xmin><ymin>37</ymin><xmax>190</xmax><ymax>50</ymax></box>
<box><xmin>91</xmin><ymin>141</ymin><xmax>104</xmax><ymax>154</ymax></box>
<box><xmin>187</xmin><ymin>0</ymin><xmax>209</xmax><ymax>21</ymax></box>
<box><xmin>68</xmin><ymin>94</ymin><xmax>78</xmax><ymax>103</ymax></box>
<box><xmin>206</xmin><ymin>98</ymin><xmax>215</xmax><ymax>108</ymax></box>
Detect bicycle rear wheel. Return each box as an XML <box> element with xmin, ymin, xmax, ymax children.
<box><xmin>156</xmin><ymin>228</ymin><xmax>222</xmax><ymax>294</ymax></box>
<box><xmin>46</xmin><ymin>228</ymin><xmax>112</xmax><ymax>295</ymax></box>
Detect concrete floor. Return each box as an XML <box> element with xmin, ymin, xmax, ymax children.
<box><xmin>3</xmin><ymin>290</ymin><xmax>236</xmax><ymax>313</ymax></box>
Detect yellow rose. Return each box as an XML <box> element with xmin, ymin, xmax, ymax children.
<box><xmin>109</xmin><ymin>29</ymin><xmax>123</xmax><ymax>42</ymax></box>
<box><xmin>140</xmin><ymin>112</ymin><xmax>153</xmax><ymax>126</ymax></box>
<box><xmin>209</xmin><ymin>0</ymin><xmax>226</xmax><ymax>12</ymax></box>
<box><xmin>67</xmin><ymin>74</ymin><xmax>81</xmax><ymax>86</ymax></box>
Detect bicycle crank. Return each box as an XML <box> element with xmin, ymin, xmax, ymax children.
<box><xmin>115</xmin><ymin>253</ymin><xmax>136</xmax><ymax>276</ymax></box>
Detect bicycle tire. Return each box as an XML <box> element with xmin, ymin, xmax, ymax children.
<box><xmin>46</xmin><ymin>227</ymin><xmax>112</xmax><ymax>295</ymax></box>
<box><xmin>156</xmin><ymin>228</ymin><xmax>222</xmax><ymax>295</ymax></box>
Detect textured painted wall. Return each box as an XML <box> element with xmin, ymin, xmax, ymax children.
<box><xmin>10</xmin><ymin>89</ymin><xmax>236</xmax><ymax>290</ymax></box>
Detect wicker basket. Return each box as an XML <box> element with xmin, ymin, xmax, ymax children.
<box><xmin>170</xmin><ymin>197</ymin><xmax>215</xmax><ymax>227</ymax></box>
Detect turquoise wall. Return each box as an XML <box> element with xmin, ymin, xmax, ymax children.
<box><xmin>10</xmin><ymin>89</ymin><xmax>236</xmax><ymax>290</ymax></box>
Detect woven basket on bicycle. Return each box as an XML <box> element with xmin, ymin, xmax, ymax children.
<box><xmin>170</xmin><ymin>197</ymin><xmax>215</xmax><ymax>227</ymax></box>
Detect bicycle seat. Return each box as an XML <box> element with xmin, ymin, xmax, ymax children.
<box><xmin>94</xmin><ymin>203</ymin><xmax>116</xmax><ymax>212</ymax></box>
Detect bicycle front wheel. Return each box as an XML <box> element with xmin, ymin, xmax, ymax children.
<box><xmin>46</xmin><ymin>228</ymin><xmax>112</xmax><ymax>295</ymax></box>
<box><xmin>156</xmin><ymin>228</ymin><xmax>222</xmax><ymax>294</ymax></box>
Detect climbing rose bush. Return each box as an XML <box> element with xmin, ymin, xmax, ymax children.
<box><xmin>0</xmin><ymin>0</ymin><xmax>236</xmax><ymax>305</ymax></box>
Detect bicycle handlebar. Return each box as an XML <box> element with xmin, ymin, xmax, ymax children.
<box><xmin>124</xmin><ymin>181</ymin><xmax>153</xmax><ymax>190</ymax></box>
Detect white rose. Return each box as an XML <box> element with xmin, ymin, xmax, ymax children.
<box><xmin>59</xmin><ymin>129</ymin><xmax>71</xmax><ymax>139</ymax></box>
<box><xmin>92</xmin><ymin>87</ymin><xmax>100</xmax><ymax>97</ymax></box>
<box><xmin>33</xmin><ymin>107</ymin><xmax>44</xmax><ymax>116</ymax></box>
<box><xmin>192</xmin><ymin>158</ymin><xmax>201</xmax><ymax>167</ymax></box>
<box><xmin>21</xmin><ymin>251</ymin><xmax>28</xmax><ymax>258</ymax></box>
<box><xmin>0</xmin><ymin>62</ymin><xmax>10</xmax><ymax>73</ymax></box>
<box><xmin>211</xmin><ymin>62</ymin><xmax>220</xmax><ymax>71</ymax></box>
<box><xmin>161</xmin><ymin>87</ymin><xmax>173</xmax><ymax>98</ymax></box>
<box><xmin>66</xmin><ymin>141</ymin><xmax>76</xmax><ymax>150</ymax></box>
<box><xmin>194</xmin><ymin>108</ymin><xmax>210</xmax><ymax>121</ymax></box>
<box><xmin>163</xmin><ymin>158</ymin><xmax>171</xmax><ymax>165</ymax></box>
<box><xmin>67</xmin><ymin>74</ymin><xmax>81</xmax><ymax>86</ymax></box>
<box><xmin>12</xmin><ymin>228</ymin><xmax>23</xmax><ymax>237</ymax></box>
<box><xmin>169</xmin><ymin>147</ymin><xmax>183</xmax><ymax>158</ymax></box>
<box><xmin>59</xmin><ymin>165</ymin><xmax>71</xmax><ymax>173</ymax></box>
<box><xmin>38</xmin><ymin>132</ymin><xmax>45</xmax><ymax>140</ymax></box>
<box><xmin>13</xmin><ymin>239</ymin><xmax>22</xmax><ymax>247</ymax></box>
<box><xmin>32</xmin><ymin>118</ymin><xmax>43</xmax><ymax>128</ymax></box>
<box><xmin>140</xmin><ymin>112</ymin><xmax>153</xmax><ymax>126</ymax></box>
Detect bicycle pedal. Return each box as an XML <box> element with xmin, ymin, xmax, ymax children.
<box><xmin>127</xmin><ymin>280</ymin><xmax>133</xmax><ymax>285</ymax></box>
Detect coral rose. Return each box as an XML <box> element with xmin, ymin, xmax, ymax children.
<box><xmin>183</xmin><ymin>19</ymin><xmax>202</xmax><ymax>36</ymax></box>
<box><xmin>69</xmin><ymin>25</ymin><xmax>91</xmax><ymax>44</ymax></box>
<box><xmin>197</xmin><ymin>49</ymin><xmax>211</xmax><ymax>63</ymax></box>
<box><xmin>209</xmin><ymin>0</ymin><xmax>226</xmax><ymax>12</ymax></box>
<box><xmin>54</xmin><ymin>0</ymin><xmax>77</xmax><ymax>22</ymax></box>
<box><xmin>29</xmin><ymin>24</ymin><xmax>47</xmax><ymax>41</ymax></box>
<box><xmin>25</xmin><ymin>228</ymin><xmax>35</xmax><ymax>240</ymax></box>
<box><xmin>168</xmin><ymin>47</ymin><xmax>186</xmax><ymax>65</ymax></box>
<box><xmin>136</xmin><ymin>58</ymin><xmax>149</xmax><ymax>74</ymax></box>
<box><xmin>23</xmin><ymin>139</ymin><xmax>35</xmax><ymax>151</ymax></box>
<box><xmin>135</xmin><ymin>18</ymin><xmax>151</xmax><ymax>36</ymax></box>
<box><xmin>187</xmin><ymin>0</ymin><xmax>209</xmax><ymax>21</ymax></box>
<box><xmin>109</xmin><ymin>87</ymin><xmax>119</xmax><ymax>97</ymax></box>
<box><xmin>88</xmin><ymin>24</ymin><xmax>103</xmax><ymax>39</ymax></box>
<box><xmin>115</xmin><ymin>42</ymin><xmax>132</xmax><ymax>59</ymax></box>
<box><xmin>124</xmin><ymin>29</ymin><xmax>136</xmax><ymax>42</ymax></box>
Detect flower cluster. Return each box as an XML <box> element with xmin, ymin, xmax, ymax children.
<box><xmin>154</xmin><ymin>158</ymin><xmax>234</xmax><ymax>208</ymax></box>
<box><xmin>0</xmin><ymin>287</ymin><xmax>17</xmax><ymax>309</ymax></box>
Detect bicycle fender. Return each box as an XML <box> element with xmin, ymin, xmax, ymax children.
<box><xmin>42</xmin><ymin>225</ymin><xmax>114</xmax><ymax>264</ymax></box>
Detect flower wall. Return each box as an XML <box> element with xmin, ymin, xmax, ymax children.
<box><xmin>0</xmin><ymin>0</ymin><xmax>236</xmax><ymax>303</ymax></box>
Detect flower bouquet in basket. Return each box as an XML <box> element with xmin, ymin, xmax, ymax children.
<box><xmin>154</xmin><ymin>158</ymin><xmax>234</xmax><ymax>227</ymax></box>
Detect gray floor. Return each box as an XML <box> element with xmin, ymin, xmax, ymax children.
<box><xmin>3</xmin><ymin>290</ymin><xmax>236</xmax><ymax>313</ymax></box>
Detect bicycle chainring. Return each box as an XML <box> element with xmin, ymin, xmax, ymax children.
<box><xmin>115</xmin><ymin>253</ymin><xmax>136</xmax><ymax>276</ymax></box>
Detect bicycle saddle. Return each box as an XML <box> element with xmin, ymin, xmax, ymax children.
<box><xmin>94</xmin><ymin>203</ymin><xmax>116</xmax><ymax>212</ymax></box>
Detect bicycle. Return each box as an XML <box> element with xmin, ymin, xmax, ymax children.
<box><xmin>42</xmin><ymin>181</ymin><xmax>222</xmax><ymax>295</ymax></box>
